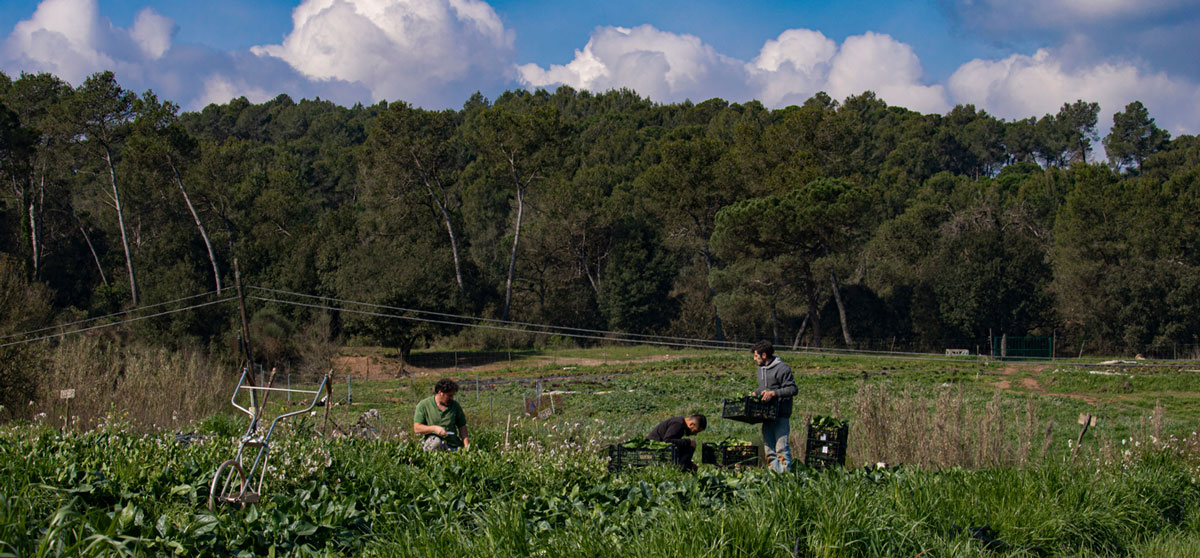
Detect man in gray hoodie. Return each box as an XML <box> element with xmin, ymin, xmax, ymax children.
<box><xmin>752</xmin><ymin>340</ymin><xmax>798</xmax><ymax>472</ymax></box>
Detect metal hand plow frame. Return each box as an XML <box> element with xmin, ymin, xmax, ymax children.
<box><xmin>208</xmin><ymin>367</ymin><xmax>331</xmax><ymax>511</ymax></box>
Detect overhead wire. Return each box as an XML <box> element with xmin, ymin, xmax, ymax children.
<box><xmin>0</xmin><ymin>297</ymin><xmax>236</xmax><ymax>348</ymax></box>
<box><xmin>0</xmin><ymin>283</ymin><xmax>1105</xmax><ymax>365</ymax></box>
<box><xmin>248</xmin><ymin>292</ymin><xmax>1000</xmax><ymax>364</ymax></box>
<box><xmin>0</xmin><ymin>289</ymin><xmax>221</xmax><ymax>341</ymax></box>
<box><xmin>246</xmin><ymin>285</ymin><xmax>751</xmax><ymax>350</ymax></box>
<box><xmin>246</xmin><ymin>294</ymin><xmax>744</xmax><ymax>352</ymax></box>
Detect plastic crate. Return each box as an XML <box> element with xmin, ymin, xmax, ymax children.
<box><xmin>607</xmin><ymin>443</ymin><xmax>677</xmax><ymax>472</ymax></box>
<box><xmin>721</xmin><ymin>396</ymin><xmax>779</xmax><ymax>423</ymax></box>
<box><xmin>701</xmin><ymin>442</ymin><xmax>759</xmax><ymax>468</ymax></box>
<box><xmin>804</xmin><ymin>420</ymin><xmax>849</xmax><ymax>469</ymax></box>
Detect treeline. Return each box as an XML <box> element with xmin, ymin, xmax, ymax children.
<box><xmin>2</xmin><ymin>70</ymin><xmax>1197</xmax><ymax>367</ymax></box>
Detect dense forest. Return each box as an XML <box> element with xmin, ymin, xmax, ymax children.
<box><xmin>2</xmin><ymin>70</ymin><xmax>1198</xmax><ymax>373</ymax></box>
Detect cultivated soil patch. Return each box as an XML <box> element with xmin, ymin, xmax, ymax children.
<box><xmin>991</xmin><ymin>364</ymin><xmax>1101</xmax><ymax>404</ymax></box>
<box><xmin>332</xmin><ymin>351</ymin><xmax>701</xmax><ymax>381</ymax></box>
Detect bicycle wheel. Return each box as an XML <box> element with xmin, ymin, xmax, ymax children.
<box><xmin>208</xmin><ymin>459</ymin><xmax>247</xmax><ymax>512</ymax></box>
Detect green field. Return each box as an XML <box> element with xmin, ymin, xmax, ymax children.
<box><xmin>3</xmin><ymin>348</ymin><xmax>1199</xmax><ymax>556</ymax></box>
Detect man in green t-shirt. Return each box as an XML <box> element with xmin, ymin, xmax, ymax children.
<box><xmin>413</xmin><ymin>378</ymin><xmax>469</xmax><ymax>451</ymax></box>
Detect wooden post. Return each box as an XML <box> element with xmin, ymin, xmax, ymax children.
<box><xmin>233</xmin><ymin>258</ymin><xmax>255</xmax><ymax>386</ymax></box>
<box><xmin>1071</xmin><ymin>413</ymin><xmax>1097</xmax><ymax>462</ymax></box>
<box><xmin>321</xmin><ymin>370</ymin><xmax>334</xmax><ymax>437</ymax></box>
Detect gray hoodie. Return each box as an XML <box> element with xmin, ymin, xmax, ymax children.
<box><xmin>755</xmin><ymin>357</ymin><xmax>798</xmax><ymax>418</ymax></box>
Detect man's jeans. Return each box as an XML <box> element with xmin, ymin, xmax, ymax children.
<box><xmin>761</xmin><ymin>417</ymin><xmax>791</xmax><ymax>472</ymax></box>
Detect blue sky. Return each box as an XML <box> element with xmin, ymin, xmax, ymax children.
<box><xmin>2</xmin><ymin>0</ymin><xmax>1198</xmax><ymax>138</ymax></box>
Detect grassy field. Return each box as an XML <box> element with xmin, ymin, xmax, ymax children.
<box><xmin>3</xmin><ymin>347</ymin><xmax>1199</xmax><ymax>556</ymax></box>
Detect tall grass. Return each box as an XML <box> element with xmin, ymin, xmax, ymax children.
<box><xmin>848</xmin><ymin>383</ymin><xmax>1047</xmax><ymax>468</ymax></box>
<box><xmin>32</xmin><ymin>336</ymin><xmax>233</xmax><ymax>430</ymax></box>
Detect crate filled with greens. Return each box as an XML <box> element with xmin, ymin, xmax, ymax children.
<box><xmin>607</xmin><ymin>439</ymin><xmax>678</xmax><ymax>472</ymax></box>
<box><xmin>804</xmin><ymin>415</ymin><xmax>849</xmax><ymax>469</ymax></box>
<box><xmin>721</xmin><ymin>396</ymin><xmax>779</xmax><ymax>423</ymax></box>
<box><xmin>701</xmin><ymin>438</ymin><xmax>759</xmax><ymax>468</ymax></box>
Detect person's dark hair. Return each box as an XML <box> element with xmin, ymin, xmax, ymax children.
<box><xmin>434</xmin><ymin>378</ymin><xmax>460</xmax><ymax>394</ymax></box>
<box><xmin>752</xmin><ymin>340</ymin><xmax>774</xmax><ymax>358</ymax></box>
<box><xmin>688</xmin><ymin>414</ymin><xmax>707</xmax><ymax>431</ymax></box>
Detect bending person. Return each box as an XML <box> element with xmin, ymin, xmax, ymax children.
<box><xmin>647</xmin><ymin>414</ymin><xmax>706</xmax><ymax>471</ymax></box>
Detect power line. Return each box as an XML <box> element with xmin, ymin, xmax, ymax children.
<box><xmin>248</xmin><ymin>293</ymin><xmax>1009</xmax><ymax>364</ymax></box>
<box><xmin>0</xmin><ymin>289</ymin><xmax>221</xmax><ymax>341</ymax></box>
<box><xmin>246</xmin><ymin>294</ymin><xmax>743</xmax><ymax>352</ymax></box>
<box><xmin>0</xmin><ymin>297</ymin><xmax>236</xmax><ymax>348</ymax></box>
<box><xmin>247</xmin><ymin>285</ymin><xmax>751</xmax><ymax>350</ymax></box>
<box><xmin>3</xmin><ymin>283</ymin><xmax>1157</xmax><ymax>365</ymax></box>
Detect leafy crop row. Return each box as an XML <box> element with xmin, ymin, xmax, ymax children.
<box><xmin>3</xmin><ymin>418</ymin><xmax>1200</xmax><ymax>557</ymax></box>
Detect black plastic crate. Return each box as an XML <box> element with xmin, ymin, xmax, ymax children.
<box><xmin>804</xmin><ymin>418</ymin><xmax>849</xmax><ymax>468</ymax></box>
<box><xmin>607</xmin><ymin>443</ymin><xmax>677</xmax><ymax>472</ymax></box>
<box><xmin>701</xmin><ymin>442</ymin><xmax>759</xmax><ymax>468</ymax></box>
<box><xmin>804</xmin><ymin>451</ymin><xmax>845</xmax><ymax>470</ymax></box>
<box><xmin>721</xmin><ymin>396</ymin><xmax>779</xmax><ymax>423</ymax></box>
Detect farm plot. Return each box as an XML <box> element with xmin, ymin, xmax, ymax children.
<box><xmin>3</xmin><ymin>350</ymin><xmax>1200</xmax><ymax>556</ymax></box>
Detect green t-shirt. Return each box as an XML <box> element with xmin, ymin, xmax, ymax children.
<box><xmin>414</xmin><ymin>396</ymin><xmax>467</xmax><ymax>448</ymax></box>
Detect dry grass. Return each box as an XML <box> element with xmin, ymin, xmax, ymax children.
<box><xmin>844</xmin><ymin>382</ymin><xmax>1043</xmax><ymax>468</ymax></box>
<box><xmin>33</xmin><ymin>335</ymin><xmax>234</xmax><ymax>430</ymax></box>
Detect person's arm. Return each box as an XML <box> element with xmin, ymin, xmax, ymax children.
<box><xmin>761</xmin><ymin>364</ymin><xmax>798</xmax><ymax>401</ymax></box>
<box><xmin>414</xmin><ymin>402</ymin><xmax>446</xmax><ymax>437</ymax></box>
<box><xmin>414</xmin><ymin>422</ymin><xmax>446</xmax><ymax>437</ymax></box>
<box><xmin>774</xmin><ymin>364</ymin><xmax>798</xmax><ymax>398</ymax></box>
<box><xmin>460</xmin><ymin>424</ymin><xmax>469</xmax><ymax>450</ymax></box>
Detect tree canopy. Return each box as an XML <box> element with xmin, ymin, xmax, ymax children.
<box><xmin>2</xmin><ymin>70</ymin><xmax>1196</xmax><ymax>361</ymax></box>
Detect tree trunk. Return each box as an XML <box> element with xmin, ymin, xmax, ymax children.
<box><xmin>33</xmin><ymin>172</ymin><xmax>45</xmax><ymax>278</ymax></box>
<box><xmin>770</xmin><ymin>304</ymin><xmax>779</xmax><ymax>345</ymax></box>
<box><xmin>702</xmin><ymin>246</ymin><xmax>725</xmax><ymax>341</ymax></box>
<box><xmin>830</xmin><ymin>270</ymin><xmax>853</xmax><ymax>347</ymax></box>
<box><xmin>501</xmin><ymin>183</ymin><xmax>523</xmax><ymax>321</ymax></box>
<box><xmin>169</xmin><ymin>156</ymin><xmax>222</xmax><ymax>294</ymax></box>
<box><xmin>104</xmin><ymin>146</ymin><xmax>138</xmax><ymax>305</ymax></box>
<box><xmin>11</xmin><ymin>174</ymin><xmax>38</xmax><ymax>279</ymax></box>
<box><xmin>411</xmin><ymin>149</ymin><xmax>465</xmax><ymax>296</ymax></box>
<box><xmin>27</xmin><ymin>188</ymin><xmax>39</xmax><ymax>278</ymax></box>
<box><xmin>75</xmin><ymin>213</ymin><xmax>108</xmax><ymax>286</ymax></box>
<box><xmin>438</xmin><ymin>201</ymin><xmax>465</xmax><ymax>296</ymax></box>
<box><xmin>805</xmin><ymin>278</ymin><xmax>821</xmax><ymax>348</ymax></box>
<box><xmin>791</xmin><ymin>314</ymin><xmax>809</xmax><ymax>350</ymax></box>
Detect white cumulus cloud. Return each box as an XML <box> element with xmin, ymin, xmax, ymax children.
<box><xmin>518</xmin><ymin>25</ymin><xmax>753</xmax><ymax>104</ymax></box>
<box><xmin>2</xmin><ymin>0</ymin><xmax>118</xmax><ymax>83</ymax></box>
<box><xmin>947</xmin><ymin>48</ymin><xmax>1200</xmax><ymax>135</ymax></box>
<box><xmin>825</xmin><ymin>32</ymin><xmax>949</xmax><ymax>114</ymax></box>
<box><xmin>130</xmin><ymin>8</ymin><xmax>175</xmax><ymax>60</ymax></box>
<box><xmin>749</xmin><ymin>29</ymin><xmax>836</xmax><ymax>107</ymax></box>
<box><xmin>520</xmin><ymin>25</ymin><xmax>948</xmax><ymax>113</ymax></box>
<box><xmin>251</xmin><ymin>0</ymin><xmax>516</xmax><ymax>107</ymax></box>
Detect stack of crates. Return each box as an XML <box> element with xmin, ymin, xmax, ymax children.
<box><xmin>721</xmin><ymin>396</ymin><xmax>780</xmax><ymax>423</ymax></box>
<box><xmin>701</xmin><ymin>442</ymin><xmax>759</xmax><ymax>469</ymax></box>
<box><xmin>607</xmin><ymin>443</ymin><xmax>678</xmax><ymax>473</ymax></box>
<box><xmin>804</xmin><ymin>417</ymin><xmax>849</xmax><ymax>469</ymax></box>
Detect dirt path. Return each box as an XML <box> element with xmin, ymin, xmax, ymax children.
<box><xmin>989</xmin><ymin>364</ymin><xmax>1100</xmax><ymax>404</ymax></box>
